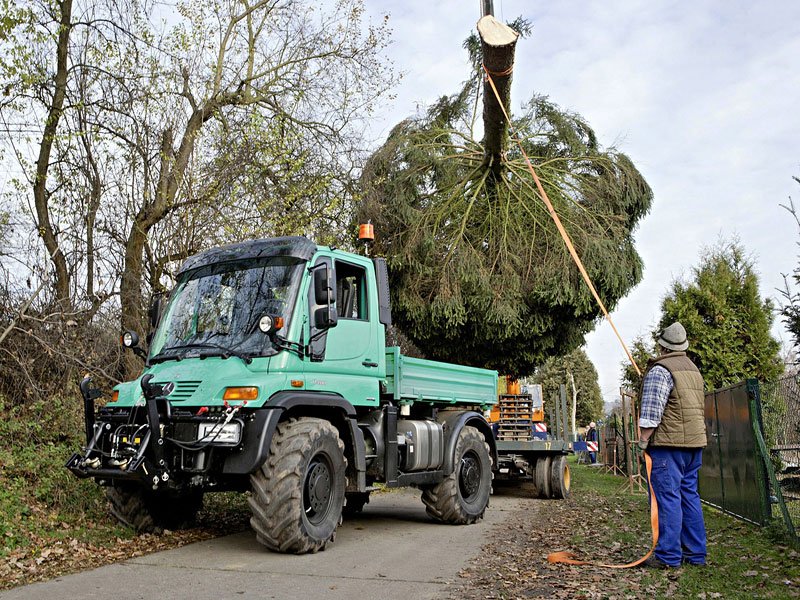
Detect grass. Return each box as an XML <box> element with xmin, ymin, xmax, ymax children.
<box><xmin>0</xmin><ymin>396</ymin><xmax>134</xmax><ymax>559</ymax></box>
<box><xmin>573</xmin><ymin>461</ymin><xmax>800</xmax><ymax>599</ymax></box>
<box><xmin>454</xmin><ymin>458</ymin><xmax>800</xmax><ymax>600</ymax></box>
<box><xmin>0</xmin><ymin>394</ymin><xmax>255</xmax><ymax>589</ymax></box>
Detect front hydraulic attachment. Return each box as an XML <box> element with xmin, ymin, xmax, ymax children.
<box><xmin>66</xmin><ymin>374</ymin><xmax>174</xmax><ymax>489</ymax></box>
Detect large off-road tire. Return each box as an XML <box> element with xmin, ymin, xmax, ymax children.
<box><xmin>107</xmin><ymin>485</ymin><xmax>203</xmax><ymax>533</ymax></box>
<box><xmin>342</xmin><ymin>492</ymin><xmax>371</xmax><ymax>517</ymax></box>
<box><xmin>248</xmin><ymin>417</ymin><xmax>346</xmax><ymax>554</ymax></box>
<box><xmin>549</xmin><ymin>454</ymin><xmax>571</xmax><ymax>499</ymax></box>
<box><xmin>534</xmin><ymin>455</ymin><xmax>552</xmax><ymax>499</ymax></box>
<box><xmin>421</xmin><ymin>426</ymin><xmax>492</xmax><ymax>524</ymax></box>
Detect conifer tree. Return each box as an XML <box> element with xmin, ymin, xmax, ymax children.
<box><xmin>359</xmin><ymin>19</ymin><xmax>652</xmax><ymax>376</ymax></box>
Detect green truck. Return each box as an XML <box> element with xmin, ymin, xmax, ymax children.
<box><xmin>67</xmin><ymin>237</ymin><xmax>499</xmax><ymax>553</ymax></box>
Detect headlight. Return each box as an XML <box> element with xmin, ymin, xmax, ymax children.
<box><xmin>198</xmin><ymin>422</ymin><xmax>242</xmax><ymax>445</ymax></box>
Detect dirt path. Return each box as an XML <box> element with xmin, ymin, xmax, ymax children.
<box><xmin>446</xmin><ymin>480</ymin><xmax>654</xmax><ymax>599</ymax></box>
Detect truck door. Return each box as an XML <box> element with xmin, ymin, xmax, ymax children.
<box><xmin>303</xmin><ymin>259</ymin><xmax>381</xmax><ymax>407</ymax></box>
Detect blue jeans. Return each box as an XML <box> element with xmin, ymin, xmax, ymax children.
<box><xmin>648</xmin><ymin>447</ymin><xmax>706</xmax><ymax>566</ymax></box>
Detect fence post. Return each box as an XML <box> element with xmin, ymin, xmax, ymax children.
<box><xmin>747</xmin><ymin>378</ymin><xmax>795</xmax><ymax>536</ymax></box>
<box><xmin>552</xmin><ymin>392</ymin><xmax>561</xmax><ymax>440</ymax></box>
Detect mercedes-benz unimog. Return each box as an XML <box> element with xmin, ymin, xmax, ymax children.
<box><xmin>67</xmin><ymin>236</ymin><xmax>498</xmax><ymax>553</ymax></box>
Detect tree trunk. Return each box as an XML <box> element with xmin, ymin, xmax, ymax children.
<box><xmin>567</xmin><ymin>369</ymin><xmax>578</xmax><ymax>437</ymax></box>
<box><xmin>33</xmin><ymin>0</ymin><xmax>73</xmax><ymax>312</ymax></box>
<box><xmin>477</xmin><ymin>15</ymin><xmax>519</xmax><ymax>176</ymax></box>
<box><xmin>119</xmin><ymin>108</ymin><xmax>212</xmax><ymax>378</ymax></box>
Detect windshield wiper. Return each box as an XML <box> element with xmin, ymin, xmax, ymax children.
<box><xmin>148</xmin><ymin>352</ymin><xmax>183</xmax><ymax>365</ymax></box>
<box><xmin>153</xmin><ymin>342</ymin><xmax>253</xmax><ymax>364</ymax></box>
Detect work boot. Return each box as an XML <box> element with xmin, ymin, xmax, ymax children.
<box><xmin>641</xmin><ymin>556</ymin><xmax>681</xmax><ymax>569</ymax></box>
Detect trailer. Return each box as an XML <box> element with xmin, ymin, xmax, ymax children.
<box><xmin>491</xmin><ymin>390</ymin><xmax>572</xmax><ymax>499</ymax></box>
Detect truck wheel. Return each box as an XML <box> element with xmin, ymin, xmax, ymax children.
<box><xmin>549</xmin><ymin>455</ymin><xmax>571</xmax><ymax>499</ymax></box>
<box><xmin>107</xmin><ymin>485</ymin><xmax>203</xmax><ymax>533</ymax></box>
<box><xmin>342</xmin><ymin>492</ymin><xmax>370</xmax><ymax>517</ymax></box>
<box><xmin>248</xmin><ymin>417</ymin><xmax>346</xmax><ymax>554</ymax></box>
<box><xmin>534</xmin><ymin>456</ymin><xmax>552</xmax><ymax>499</ymax></box>
<box><xmin>422</xmin><ymin>426</ymin><xmax>491</xmax><ymax>524</ymax></box>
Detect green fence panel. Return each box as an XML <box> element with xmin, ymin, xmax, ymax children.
<box><xmin>699</xmin><ymin>382</ymin><xmax>769</xmax><ymax>525</ymax></box>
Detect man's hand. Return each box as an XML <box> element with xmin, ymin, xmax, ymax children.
<box><xmin>637</xmin><ymin>439</ymin><xmax>649</xmax><ymax>451</ymax></box>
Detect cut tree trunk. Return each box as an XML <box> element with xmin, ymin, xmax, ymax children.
<box><xmin>477</xmin><ymin>15</ymin><xmax>519</xmax><ymax>175</ymax></box>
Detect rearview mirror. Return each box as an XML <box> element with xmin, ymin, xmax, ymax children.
<box><xmin>314</xmin><ymin>306</ymin><xmax>338</xmax><ymax>330</ymax></box>
<box><xmin>148</xmin><ymin>293</ymin><xmax>167</xmax><ymax>329</ymax></box>
<box><xmin>313</xmin><ymin>265</ymin><xmax>334</xmax><ymax>305</ymax></box>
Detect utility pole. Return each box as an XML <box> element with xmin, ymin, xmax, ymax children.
<box><xmin>481</xmin><ymin>0</ymin><xmax>493</xmax><ymax>17</ymax></box>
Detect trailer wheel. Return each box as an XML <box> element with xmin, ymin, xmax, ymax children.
<box><xmin>342</xmin><ymin>492</ymin><xmax>370</xmax><ymax>517</ymax></box>
<box><xmin>534</xmin><ymin>456</ymin><xmax>552</xmax><ymax>499</ymax></box>
<box><xmin>248</xmin><ymin>417</ymin><xmax>346</xmax><ymax>554</ymax></box>
<box><xmin>107</xmin><ymin>485</ymin><xmax>203</xmax><ymax>533</ymax></box>
<box><xmin>422</xmin><ymin>426</ymin><xmax>492</xmax><ymax>524</ymax></box>
<box><xmin>549</xmin><ymin>455</ymin><xmax>571</xmax><ymax>499</ymax></box>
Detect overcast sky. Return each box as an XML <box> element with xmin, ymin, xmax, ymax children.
<box><xmin>361</xmin><ymin>0</ymin><xmax>800</xmax><ymax>405</ymax></box>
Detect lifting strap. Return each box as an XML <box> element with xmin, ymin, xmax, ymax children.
<box><xmin>481</xmin><ymin>64</ymin><xmax>641</xmax><ymax>377</ymax></box>
<box><xmin>546</xmin><ymin>451</ymin><xmax>657</xmax><ymax>568</ymax></box>
<box><xmin>482</xmin><ymin>65</ymin><xmax>657</xmax><ymax>568</ymax></box>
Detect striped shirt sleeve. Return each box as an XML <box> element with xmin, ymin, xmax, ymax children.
<box><xmin>638</xmin><ymin>365</ymin><xmax>673</xmax><ymax>428</ymax></box>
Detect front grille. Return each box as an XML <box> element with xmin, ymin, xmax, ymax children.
<box><xmin>160</xmin><ymin>380</ymin><xmax>202</xmax><ymax>401</ymax></box>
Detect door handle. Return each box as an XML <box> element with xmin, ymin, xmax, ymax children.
<box><xmin>362</xmin><ymin>360</ymin><xmax>379</xmax><ymax>368</ymax></box>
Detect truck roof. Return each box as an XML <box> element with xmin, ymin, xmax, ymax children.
<box><xmin>178</xmin><ymin>236</ymin><xmax>317</xmax><ymax>275</ymax></box>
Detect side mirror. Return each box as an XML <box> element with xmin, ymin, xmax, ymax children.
<box><xmin>313</xmin><ymin>265</ymin><xmax>333</xmax><ymax>305</ymax></box>
<box><xmin>314</xmin><ymin>306</ymin><xmax>338</xmax><ymax>329</ymax></box>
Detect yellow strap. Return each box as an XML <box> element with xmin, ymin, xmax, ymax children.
<box><xmin>480</xmin><ymin>64</ymin><xmax>641</xmax><ymax>377</ymax></box>
<box><xmin>480</xmin><ymin>66</ymin><xmax>654</xmax><ymax>566</ymax></box>
<box><xmin>546</xmin><ymin>451</ymin><xmax>658</xmax><ymax>568</ymax></box>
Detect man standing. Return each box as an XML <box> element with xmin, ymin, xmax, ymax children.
<box><xmin>586</xmin><ymin>421</ymin><xmax>598</xmax><ymax>464</ymax></box>
<box><xmin>638</xmin><ymin>322</ymin><xmax>707</xmax><ymax>568</ymax></box>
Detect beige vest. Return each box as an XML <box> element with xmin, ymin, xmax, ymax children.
<box><xmin>646</xmin><ymin>352</ymin><xmax>707</xmax><ymax>448</ymax></box>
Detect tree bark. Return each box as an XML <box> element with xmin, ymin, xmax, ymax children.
<box><xmin>33</xmin><ymin>0</ymin><xmax>73</xmax><ymax>312</ymax></box>
<box><xmin>567</xmin><ymin>369</ymin><xmax>578</xmax><ymax>437</ymax></box>
<box><xmin>477</xmin><ymin>15</ymin><xmax>518</xmax><ymax>175</ymax></box>
<box><xmin>119</xmin><ymin>106</ymin><xmax>215</xmax><ymax>377</ymax></box>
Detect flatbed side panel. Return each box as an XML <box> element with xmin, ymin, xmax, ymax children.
<box><xmin>496</xmin><ymin>439</ymin><xmax>572</xmax><ymax>454</ymax></box>
<box><xmin>384</xmin><ymin>347</ymin><xmax>497</xmax><ymax>406</ymax></box>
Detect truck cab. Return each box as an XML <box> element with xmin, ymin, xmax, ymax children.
<box><xmin>68</xmin><ymin>236</ymin><xmax>497</xmax><ymax>553</ymax></box>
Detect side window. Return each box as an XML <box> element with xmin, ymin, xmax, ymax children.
<box><xmin>335</xmin><ymin>261</ymin><xmax>368</xmax><ymax>321</ymax></box>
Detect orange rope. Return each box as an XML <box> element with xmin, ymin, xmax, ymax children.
<box><xmin>482</xmin><ymin>65</ymin><xmax>656</xmax><ymax>568</ymax></box>
<box><xmin>482</xmin><ymin>62</ymin><xmax>514</xmax><ymax>77</ymax></box>
<box><xmin>481</xmin><ymin>64</ymin><xmax>641</xmax><ymax>377</ymax></box>
<box><xmin>547</xmin><ymin>451</ymin><xmax>658</xmax><ymax>568</ymax></box>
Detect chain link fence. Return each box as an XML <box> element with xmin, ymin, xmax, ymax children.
<box><xmin>759</xmin><ymin>373</ymin><xmax>800</xmax><ymax>535</ymax></box>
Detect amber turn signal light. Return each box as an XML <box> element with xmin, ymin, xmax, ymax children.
<box><xmin>223</xmin><ymin>387</ymin><xmax>259</xmax><ymax>401</ymax></box>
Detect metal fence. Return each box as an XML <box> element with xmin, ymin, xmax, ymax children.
<box><xmin>700</xmin><ymin>381</ymin><xmax>769</xmax><ymax>525</ymax></box>
<box><xmin>759</xmin><ymin>373</ymin><xmax>800</xmax><ymax>535</ymax></box>
<box><xmin>598</xmin><ymin>377</ymin><xmax>800</xmax><ymax>539</ymax></box>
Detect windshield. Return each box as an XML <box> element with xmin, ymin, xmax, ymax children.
<box><xmin>149</xmin><ymin>256</ymin><xmax>305</xmax><ymax>359</ymax></box>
